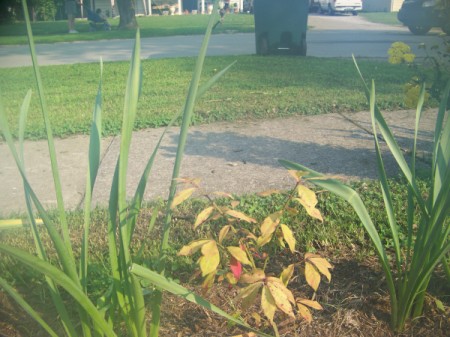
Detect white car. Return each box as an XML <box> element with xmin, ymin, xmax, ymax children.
<box><xmin>316</xmin><ymin>0</ymin><xmax>363</xmax><ymax>15</ymax></box>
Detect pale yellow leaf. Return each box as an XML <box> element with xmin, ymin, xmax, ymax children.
<box><xmin>296</xmin><ymin>185</ymin><xmax>318</xmax><ymax>207</ymax></box>
<box><xmin>218</xmin><ymin>225</ymin><xmax>232</xmax><ymax>244</ymax></box>
<box><xmin>199</xmin><ymin>240</ymin><xmax>220</xmax><ymax>276</ymax></box>
<box><xmin>296</xmin><ymin>299</ymin><xmax>323</xmax><ymax>310</ymax></box>
<box><xmin>193</xmin><ymin>206</ymin><xmax>214</xmax><ymax>229</ymax></box>
<box><xmin>280</xmin><ymin>224</ymin><xmax>296</xmax><ymax>253</ymax></box>
<box><xmin>306</xmin><ymin>207</ymin><xmax>323</xmax><ymax>222</ymax></box>
<box><xmin>226</xmin><ymin>209</ymin><xmax>257</xmax><ymax>223</ymax></box>
<box><xmin>227</xmin><ymin>246</ymin><xmax>251</xmax><ymax>265</ymax></box>
<box><xmin>201</xmin><ymin>240</ymin><xmax>219</xmax><ymax>256</ymax></box>
<box><xmin>256</xmin><ymin>233</ymin><xmax>273</xmax><ymax>247</ymax></box>
<box><xmin>260</xmin><ymin>211</ymin><xmax>282</xmax><ymax>237</ymax></box>
<box><xmin>297</xmin><ymin>303</ymin><xmax>312</xmax><ymax>323</ymax></box>
<box><xmin>171</xmin><ymin>187</ymin><xmax>196</xmax><ymax>209</ymax></box>
<box><xmin>266</xmin><ymin>277</ymin><xmax>295</xmax><ymax>304</ymax></box>
<box><xmin>177</xmin><ymin>239</ymin><xmax>210</xmax><ymax>256</ymax></box>
<box><xmin>261</xmin><ymin>286</ymin><xmax>277</xmax><ymax>324</ymax></box>
<box><xmin>305</xmin><ymin>261</ymin><xmax>321</xmax><ymax>291</ymax></box>
<box><xmin>199</xmin><ymin>255</ymin><xmax>219</xmax><ymax>277</ymax></box>
<box><xmin>308</xmin><ymin>257</ymin><xmax>332</xmax><ymax>282</ymax></box>
<box><xmin>280</xmin><ymin>264</ymin><xmax>295</xmax><ymax>286</ymax></box>
<box><xmin>240</xmin><ymin>269</ymin><xmax>265</xmax><ymax>284</ymax></box>
<box><xmin>294</xmin><ymin>185</ymin><xmax>323</xmax><ymax>222</ymax></box>
<box><xmin>266</xmin><ymin>280</ymin><xmax>295</xmax><ymax>318</ymax></box>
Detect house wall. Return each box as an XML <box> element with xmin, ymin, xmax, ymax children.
<box><xmin>391</xmin><ymin>0</ymin><xmax>404</xmax><ymax>11</ymax></box>
<box><xmin>363</xmin><ymin>0</ymin><xmax>404</xmax><ymax>12</ymax></box>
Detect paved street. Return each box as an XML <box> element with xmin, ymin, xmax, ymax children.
<box><xmin>0</xmin><ymin>14</ymin><xmax>445</xmax><ymax>68</ymax></box>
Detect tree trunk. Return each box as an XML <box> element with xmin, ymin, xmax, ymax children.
<box><xmin>116</xmin><ymin>0</ymin><xmax>138</xmax><ymax>29</ymax></box>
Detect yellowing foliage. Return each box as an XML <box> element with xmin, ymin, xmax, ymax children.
<box><xmin>176</xmin><ymin>172</ymin><xmax>332</xmax><ymax>335</ymax></box>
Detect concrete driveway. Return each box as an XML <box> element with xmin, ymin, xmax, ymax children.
<box><xmin>0</xmin><ymin>14</ymin><xmax>445</xmax><ymax>68</ymax></box>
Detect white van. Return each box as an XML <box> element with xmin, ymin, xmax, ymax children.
<box><xmin>316</xmin><ymin>0</ymin><xmax>363</xmax><ymax>15</ymax></box>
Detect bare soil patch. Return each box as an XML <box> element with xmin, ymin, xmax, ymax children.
<box><xmin>1</xmin><ymin>252</ymin><xmax>448</xmax><ymax>337</ymax></box>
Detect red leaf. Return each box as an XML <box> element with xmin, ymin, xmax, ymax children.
<box><xmin>230</xmin><ymin>256</ymin><xmax>242</xmax><ymax>280</ymax></box>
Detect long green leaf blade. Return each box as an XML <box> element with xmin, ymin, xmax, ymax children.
<box><xmin>0</xmin><ymin>277</ymin><xmax>59</xmax><ymax>337</ymax></box>
<box><xmin>21</xmin><ymin>0</ymin><xmax>73</xmax><ymax>263</ymax></box>
<box><xmin>81</xmin><ymin>60</ymin><xmax>103</xmax><ymax>293</ymax></box>
<box><xmin>369</xmin><ymin>81</ymin><xmax>402</xmax><ymax>271</ymax></box>
<box><xmin>0</xmin><ymin>245</ymin><xmax>117</xmax><ymax>337</ymax></box>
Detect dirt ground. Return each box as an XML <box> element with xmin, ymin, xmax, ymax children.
<box><xmin>1</xmin><ymin>251</ymin><xmax>449</xmax><ymax>337</ymax></box>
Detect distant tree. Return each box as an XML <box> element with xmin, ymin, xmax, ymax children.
<box><xmin>0</xmin><ymin>0</ymin><xmax>22</xmax><ymax>22</ymax></box>
<box><xmin>0</xmin><ymin>0</ymin><xmax>57</xmax><ymax>22</ymax></box>
<box><xmin>116</xmin><ymin>0</ymin><xmax>137</xmax><ymax>29</ymax></box>
<box><xmin>35</xmin><ymin>0</ymin><xmax>56</xmax><ymax>20</ymax></box>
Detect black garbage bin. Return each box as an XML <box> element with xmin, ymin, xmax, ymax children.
<box><xmin>254</xmin><ymin>0</ymin><xmax>309</xmax><ymax>56</ymax></box>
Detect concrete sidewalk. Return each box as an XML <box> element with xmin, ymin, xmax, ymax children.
<box><xmin>0</xmin><ymin>109</ymin><xmax>437</xmax><ymax>216</ymax></box>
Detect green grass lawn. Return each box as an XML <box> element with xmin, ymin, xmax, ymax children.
<box><xmin>0</xmin><ymin>55</ymin><xmax>414</xmax><ymax>140</ymax></box>
<box><xmin>360</xmin><ymin>12</ymin><xmax>401</xmax><ymax>26</ymax></box>
<box><xmin>0</xmin><ymin>14</ymin><xmax>255</xmax><ymax>45</ymax></box>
